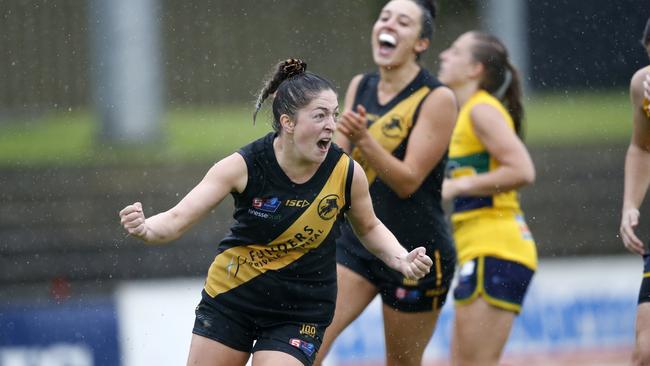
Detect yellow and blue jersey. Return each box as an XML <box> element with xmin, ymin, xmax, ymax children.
<box><xmin>448</xmin><ymin>90</ymin><xmax>537</xmax><ymax>270</ymax></box>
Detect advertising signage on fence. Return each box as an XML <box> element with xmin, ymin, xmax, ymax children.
<box><xmin>0</xmin><ymin>298</ymin><xmax>121</xmax><ymax>366</ymax></box>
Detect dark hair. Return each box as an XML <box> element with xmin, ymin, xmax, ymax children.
<box><xmin>642</xmin><ymin>16</ymin><xmax>650</xmax><ymax>46</ymax></box>
<box><xmin>412</xmin><ymin>0</ymin><xmax>436</xmax><ymax>41</ymax></box>
<box><xmin>408</xmin><ymin>0</ymin><xmax>436</xmax><ymax>61</ymax></box>
<box><xmin>254</xmin><ymin>58</ymin><xmax>336</xmax><ymax>132</ymax></box>
<box><xmin>468</xmin><ymin>31</ymin><xmax>524</xmax><ymax>138</ymax></box>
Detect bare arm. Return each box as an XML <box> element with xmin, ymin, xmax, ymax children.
<box><xmin>339</xmin><ymin>87</ymin><xmax>458</xmax><ymax>198</ymax></box>
<box><xmin>443</xmin><ymin>103</ymin><xmax>535</xmax><ymax>199</ymax></box>
<box><xmin>119</xmin><ymin>153</ymin><xmax>248</xmax><ymax>243</ymax></box>
<box><xmin>345</xmin><ymin>161</ymin><xmax>432</xmax><ymax>279</ymax></box>
<box><xmin>333</xmin><ymin>74</ymin><xmax>363</xmax><ymax>153</ymax></box>
<box><xmin>621</xmin><ymin>69</ymin><xmax>650</xmax><ymax>255</ymax></box>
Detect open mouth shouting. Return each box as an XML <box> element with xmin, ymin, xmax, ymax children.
<box><xmin>378</xmin><ymin>32</ymin><xmax>397</xmax><ymax>57</ymax></box>
<box><xmin>317</xmin><ymin>137</ymin><xmax>332</xmax><ymax>152</ymax></box>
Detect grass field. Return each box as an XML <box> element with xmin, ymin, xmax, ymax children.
<box><xmin>524</xmin><ymin>90</ymin><xmax>631</xmax><ymax>145</ymax></box>
<box><xmin>0</xmin><ymin>90</ymin><xmax>633</xmax><ymax>167</ymax></box>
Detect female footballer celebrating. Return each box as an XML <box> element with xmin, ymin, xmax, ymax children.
<box><xmin>119</xmin><ymin>59</ymin><xmax>432</xmax><ymax>366</ymax></box>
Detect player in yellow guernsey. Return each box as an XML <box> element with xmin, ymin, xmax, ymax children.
<box><xmin>118</xmin><ymin>59</ymin><xmax>432</xmax><ymax>366</ymax></box>
<box><xmin>620</xmin><ymin>17</ymin><xmax>650</xmax><ymax>366</ymax></box>
<box><xmin>438</xmin><ymin>32</ymin><xmax>536</xmax><ymax>366</ymax></box>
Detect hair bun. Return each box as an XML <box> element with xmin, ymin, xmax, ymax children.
<box><xmin>281</xmin><ymin>58</ymin><xmax>307</xmax><ymax>79</ymax></box>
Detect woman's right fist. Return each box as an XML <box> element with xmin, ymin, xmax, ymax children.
<box><xmin>119</xmin><ymin>202</ymin><xmax>147</xmax><ymax>239</ymax></box>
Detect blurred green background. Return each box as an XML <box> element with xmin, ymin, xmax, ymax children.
<box><xmin>0</xmin><ymin>90</ymin><xmax>633</xmax><ymax>167</ymax></box>
<box><xmin>0</xmin><ymin>0</ymin><xmax>643</xmax><ymax>167</ymax></box>
<box><xmin>1</xmin><ymin>3</ymin><xmax>648</xmax><ymax>365</ymax></box>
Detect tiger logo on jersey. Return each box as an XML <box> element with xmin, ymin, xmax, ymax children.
<box><xmin>382</xmin><ymin>115</ymin><xmax>403</xmax><ymax>138</ymax></box>
<box><xmin>317</xmin><ymin>194</ymin><xmax>341</xmax><ymax>220</ymax></box>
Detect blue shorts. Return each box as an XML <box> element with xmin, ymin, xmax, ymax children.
<box><xmin>453</xmin><ymin>256</ymin><xmax>534</xmax><ymax>313</ymax></box>
<box><xmin>192</xmin><ymin>294</ymin><xmax>326</xmax><ymax>365</ymax></box>
<box><xmin>639</xmin><ymin>255</ymin><xmax>650</xmax><ymax>304</ymax></box>
<box><xmin>337</xmin><ymin>243</ymin><xmax>455</xmax><ymax>312</ymax></box>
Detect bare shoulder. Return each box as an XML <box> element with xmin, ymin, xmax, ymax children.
<box><xmin>351</xmin><ymin>160</ymin><xmax>367</xmax><ymax>183</ymax></box>
<box><xmin>205</xmin><ymin>152</ymin><xmax>248</xmax><ymax>192</ymax></box>
<box><xmin>630</xmin><ymin>66</ymin><xmax>649</xmax><ymax>105</ymax></box>
<box><xmin>424</xmin><ymin>85</ymin><xmax>456</xmax><ymax>106</ymax></box>
<box><xmin>346</xmin><ymin>74</ymin><xmax>364</xmax><ymax>95</ymax></box>
<box><xmin>631</xmin><ymin>66</ymin><xmax>648</xmax><ymax>86</ymax></box>
<box><xmin>348</xmin><ymin>160</ymin><xmax>370</xmax><ymax>191</ymax></box>
<box><xmin>215</xmin><ymin>152</ymin><xmax>247</xmax><ymax>170</ymax></box>
<box><xmin>343</xmin><ymin>74</ymin><xmax>364</xmax><ymax>112</ymax></box>
<box><xmin>349</xmin><ymin>73</ymin><xmax>364</xmax><ymax>88</ymax></box>
<box><xmin>418</xmin><ymin>85</ymin><xmax>457</xmax><ymax>123</ymax></box>
<box><xmin>346</xmin><ymin>74</ymin><xmax>364</xmax><ymax>96</ymax></box>
<box><xmin>469</xmin><ymin>103</ymin><xmax>503</xmax><ymax>124</ymax></box>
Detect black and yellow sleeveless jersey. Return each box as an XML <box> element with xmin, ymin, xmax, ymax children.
<box><xmin>340</xmin><ymin>68</ymin><xmax>454</xmax><ymax>258</ymax></box>
<box><xmin>203</xmin><ymin>132</ymin><xmax>354</xmax><ymax>323</ymax></box>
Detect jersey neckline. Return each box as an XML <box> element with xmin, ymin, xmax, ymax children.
<box><xmin>264</xmin><ymin>132</ymin><xmax>334</xmax><ymax>189</ymax></box>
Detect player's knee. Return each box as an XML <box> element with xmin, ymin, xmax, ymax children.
<box><xmin>455</xmin><ymin>351</ymin><xmax>500</xmax><ymax>366</ymax></box>
<box><xmin>385</xmin><ymin>347</ymin><xmax>424</xmax><ymax>366</ymax></box>
<box><xmin>633</xmin><ymin>345</ymin><xmax>650</xmax><ymax>366</ymax></box>
<box><xmin>634</xmin><ymin>325</ymin><xmax>650</xmax><ymax>366</ymax></box>
<box><xmin>385</xmin><ymin>355</ymin><xmax>421</xmax><ymax>366</ymax></box>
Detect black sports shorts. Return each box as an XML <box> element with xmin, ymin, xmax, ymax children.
<box><xmin>192</xmin><ymin>293</ymin><xmax>327</xmax><ymax>365</ymax></box>
<box><xmin>337</xmin><ymin>243</ymin><xmax>455</xmax><ymax>312</ymax></box>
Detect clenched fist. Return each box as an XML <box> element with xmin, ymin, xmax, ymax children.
<box><xmin>397</xmin><ymin>247</ymin><xmax>433</xmax><ymax>280</ymax></box>
<box><xmin>119</xmin><ymin>202</ymin><xmax>147</xmax><ymax>239</ymax></box>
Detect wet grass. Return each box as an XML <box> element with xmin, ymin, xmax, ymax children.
<box><xmin>525</xmin><ymin>90</ymin><xmax>631</xmax><ymax>146</ymax></box>
<box><xmin>0</xmin><ymin>106</ymin><xmax>270</xmax><ymax>167</ymax></box>
<box><xmin>0</xmin><ymin>90</ymin><xmax>632</xmax><ymax>167</ymax></box>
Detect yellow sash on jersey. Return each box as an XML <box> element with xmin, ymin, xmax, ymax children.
<box><xmin>204</xmin><ymin>155</ymin><xmax>351</xmax><ymax>298</ymax></box>
<box><xmin>351</xmin><ymin>87</ymin><xmax>430</xmax><ymax>184</ymax></box>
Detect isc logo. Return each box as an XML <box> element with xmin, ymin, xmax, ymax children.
<box><xmin>285</xmin><ymin>199</ymin><xmax>310</xmax><ymax>207</ymax></box>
